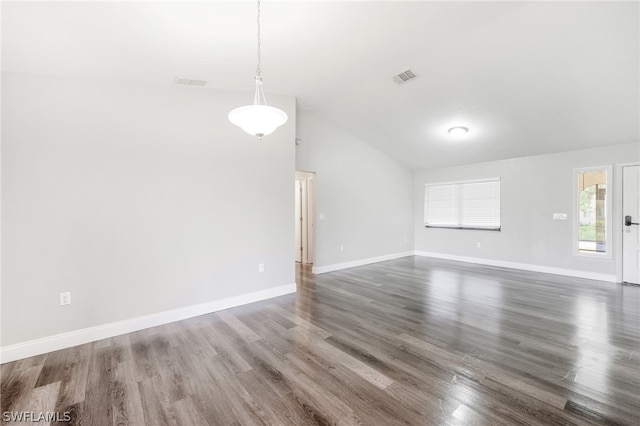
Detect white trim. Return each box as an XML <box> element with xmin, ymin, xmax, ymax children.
<box><xmin>312</xmin><ymin>252</ymin><xmax>414</xmax><ymax>274</ymax></box>
<box><xmin>616</xmin><ymin>162</ymin><xmax>640</xmax><ymax>283</ymax></box>
<box><xmin>0</xmin><ymin>283</ymin><xmax>296</xmax><ymax>364</ymax></box>
<box><xmin>572</xmin><ymin>165</ymin><xmax>613</xmax><ymax>259</ymax></box>
<box><xmin>414</xmin><ymin>251</ymin><xmax>616</xmax><ymax>283</ymax></box>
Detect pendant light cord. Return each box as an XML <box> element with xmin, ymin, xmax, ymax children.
<box><xmin>256</xmin><ymin>0</ymin><xmax>262</xmax><ymax>79</ymax></box>
<box><xmin>253</xmin><ymin>0</ymin><xmax>268</xmax><ymax>106</ymax></box>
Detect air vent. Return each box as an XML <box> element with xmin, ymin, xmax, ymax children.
<box><xmin>393</xmin><ymin>69</ymin><xmax>418</xmax><ymax>85</ymax></box>
<box><xmin>174</xmin><ymin>77</ymin><xmax>207</xmax><ymax>87</ymax></box>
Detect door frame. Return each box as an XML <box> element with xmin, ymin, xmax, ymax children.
<box><xmin>295</xmin><ymin>179</ymin><xmax>303</xmax><ymax>263</ymax></box>
<box><xmin>615</xmin><ymin>162</ymin><xmax>640</xmax><ymax>283</ymax></box>
<box><xmin>295</xmin><ymin>170</ymin><xmax>315</xmax><ymax>264</ymax></box>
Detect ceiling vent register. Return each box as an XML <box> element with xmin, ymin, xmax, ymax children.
<box><xmin>174</xmin><ymin>78</ymin><xmax>207</xmax><ymax>87</ymax></box>
<box><xmin>393</xmin><ymin>69</ymin><xmax>418</xmax><ymax>85</ymax></box>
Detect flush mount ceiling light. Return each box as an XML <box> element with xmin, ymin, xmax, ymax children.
<box><xmin>448</xmin><ymin>126</ymin><xmax>469</xmax><ymax>137</ymax></box>
<box><xmin>228</xmin><ymin>0</ymin><xmax>288</xmax><ymax>140</ymax></box>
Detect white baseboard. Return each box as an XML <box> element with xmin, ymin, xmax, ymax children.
<box><xmin>312</xmin><ymin>251</ymin><xmax>414</xmax><ymax>274</ymax></box>
<box><xmin>0</xmin><ymin>283</ymin><xmax>296</xmax><ymax>364</ymax></box>
<box><xmin>414</xmin><ymin>251</ymin><xmax>617</xmax><ymax>282</ymax></box>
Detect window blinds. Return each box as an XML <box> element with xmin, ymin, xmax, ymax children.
<box><xmin>424</xmin><ymin>178</ymin><xmax>501</xmax><ymax>230</ymax></box>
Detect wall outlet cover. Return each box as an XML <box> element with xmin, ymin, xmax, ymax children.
<box><xmin>60</xmin><ymin>292</ymin><xmax>71</xmax><ymax>306</ymax></box>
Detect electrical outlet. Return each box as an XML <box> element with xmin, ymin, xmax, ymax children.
<box><xmin>258</xmin><ymin>263</ymin><xmax>265</xmax><ymax>273</ymax></box>
<box><xmin>319</xmin><ymin>213</ymin><xmax>325</xmax><ymax>220</ymax></box>
<box><xmin>340</xmin><ymin>244</ymin><xmax>344</xmax><ymax>251</ymax></box>
<box><xmin>476</xmin><ymin>242</ymin><xmax>482</xmax><ymax>248</ymax></box>
<box><xmin>60</xmin><ymin>292</ymin><xmax>71</xmax><ymax>306</ymax></box>
<box><xmin>404</xmin><ymin>237</ymin><xmax>408</xmax><ymax>243</ymax></box>
<box><xmin>553</xmin><ymin>213</ymin><xmax>568</xmax><ymax>220</ymax></box>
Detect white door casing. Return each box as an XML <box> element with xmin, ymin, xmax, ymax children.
<box><xmin>295</xmin><ymin>171</ymin><xmax>315</xmax><ymax>264</ymax></box>
<box><xmin>305</xmin><ymin>176</ymin><xmax>315</xmax><ymax>264</ymax></box>
<box><xmin>295</xmin><ymin>179</ymin><xmax>303</xmax><ymax>263</ymax></box>
<box><xmin>622</xmin><ymin>165</ymin><xmax>640</xmax><ymax>284</ymax></box>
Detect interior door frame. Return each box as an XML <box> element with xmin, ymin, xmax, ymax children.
<box><xmin>295</xmin><ymin>170</ymin><xmax>316</xmax><ymax>264</ymax></box>
<box><xmin>295</xmin><ymin>179</ymin><xmax>303</xmax><ymax>263</ymax></box>
<box><xmin>615</xmin><ymin>162</ymin><xmax>640</xmax><ymax>283</ymax></box>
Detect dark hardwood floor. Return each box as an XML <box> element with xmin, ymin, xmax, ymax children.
<box><xmin>2</xmin><ymin>256</ymin><xmax>639</xmax><ymax>425</ymax></box>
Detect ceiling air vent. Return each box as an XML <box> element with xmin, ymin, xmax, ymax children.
<box><xmin>174</xmin><ymin>77</ymin><xmax>207</xmax><ymax>87</ymax></box>
<box><xmin>393</xmin><ymin>69</ymin><xmax>418</xmax><ymax>85</ymax></box>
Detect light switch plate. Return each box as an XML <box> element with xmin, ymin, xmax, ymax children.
<box><xmin>553</xmin><ymin>213</ymin><xmax>568</xmax><ymax>220</ymax></box>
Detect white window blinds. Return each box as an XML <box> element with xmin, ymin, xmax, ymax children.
<box><xmin>424</xmin><ymin>178</ymin><xmax>501</xmax><ymax>230</ymax></box>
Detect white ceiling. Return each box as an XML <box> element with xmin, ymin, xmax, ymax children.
<box><xmin>3</xmin><ymin>1</ymin><xmax>639</xmax><ymax>169</ymax></box>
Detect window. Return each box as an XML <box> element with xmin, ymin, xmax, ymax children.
<box><xmin>424</xmin><ymin>178</ymin><xmax>501</xmax><ymax>230</ymax></box>
<box><xmin>574</xmin><ymin>166</ymin><xmax>611</xmax><ymax>257</ymax></box>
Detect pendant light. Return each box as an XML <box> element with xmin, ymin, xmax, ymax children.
<box><xmin>448</xmin><ymin>126</ymin><xmax>469</xmax><ymax>136</ymax></box>
<box><xmin>228</xmin><ymin>0</ymin><xmax>288</xmax><ymax>140</ymax></box>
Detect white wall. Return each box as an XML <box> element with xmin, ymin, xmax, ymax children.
<box><xmin>1</xmin><ymin>72</ymin><xmax>296</xmax><ymax>348</ymax></box>
<box><xmin>414</xmin><ymin>142</ymin><xmax>640</xmax><ymax>278</ymax></box>
<box><xmin>296</xmin><ymin>110</ymin><xmax>414</xmax><ymax>271</ymax></box>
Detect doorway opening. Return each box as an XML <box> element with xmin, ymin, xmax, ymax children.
<box><xmin>295</xmin><ymin>171</ymin><xmax>315</xmax><ymax>266</ymax></box>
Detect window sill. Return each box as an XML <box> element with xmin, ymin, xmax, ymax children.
<box><xmin>425</xmin><ymin>225</ymin><xmax>501</xmax><ymax>231</ymax></box>
<box><xmin>573</xmin><ymin>251</ymin><xmax>612</xmax><ymax>260</ymax></box>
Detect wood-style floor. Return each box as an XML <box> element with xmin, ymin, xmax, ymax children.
<box><xmin>2</xmin><ymin>256</ymin><xmax>639</xmax><ymax>425</ymax></box>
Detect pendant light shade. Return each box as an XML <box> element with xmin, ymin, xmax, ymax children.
<box><xmin>229</xmin><ymin>0</ymin><xmax>287</xmax><ymax>139</ymax></box>
<box><xmin>228</xmin><ymin>104</ymin><xmax>288</xmax><ymax>140</ymax></box>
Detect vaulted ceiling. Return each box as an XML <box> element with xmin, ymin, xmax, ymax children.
<box><xmin>3</xmin><ymin>1</ymin><xmax>638</xmax><ymax>169</ymax></box>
